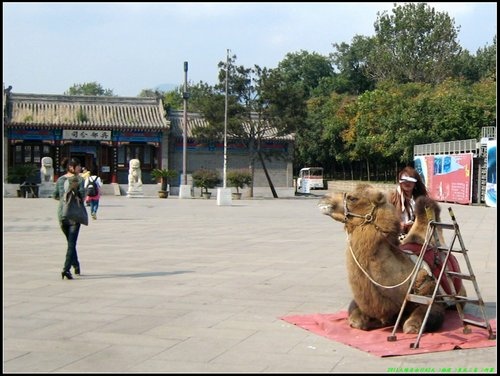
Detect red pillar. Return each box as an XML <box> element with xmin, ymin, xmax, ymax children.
<box><xmin>111</xmin><ymin>142</ymin><xmax>118</xmax><ymax>183</ymax></box>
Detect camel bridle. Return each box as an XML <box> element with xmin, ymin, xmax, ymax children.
<box><xmin>341</xmin><ymin>192</ymin><xmax>419</xmax><ymax>289</ymax></box>
<box><xmin>342</xmin><ymin>192</ymin><xmax>376</xmax><ymax>225</ymax></box>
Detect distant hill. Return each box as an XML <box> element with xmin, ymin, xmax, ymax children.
<box><xmin>154</xmin><ymin>83</ymin><xmax>178</xmax><ymax>92</ymax></box>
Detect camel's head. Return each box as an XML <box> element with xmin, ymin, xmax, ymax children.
<box><xmin>318</xmin><ymin>184</ymin><xmax>388</xmax><ymax>225</ymax></box>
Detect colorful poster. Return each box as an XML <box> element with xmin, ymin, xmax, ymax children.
<box><xmin>485</xmin><ymin>140</ymin><xmax>496</xmax><ymax>207</ymax></box>
<box><xmin>413</xmin><ymin>156</ymin><xmax>428</xmax><ymax>186</ymax></box>
<box><xmin>415</xmin><ymin>153</ymin><xmax>473</xmax><ymax>205</ymax></box>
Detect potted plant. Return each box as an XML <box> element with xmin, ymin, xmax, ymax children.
<box><xmin>226</xmin><ymin>169</ymin><xmax>252</xmax><ymax>200</ymax></box>
<box><xmin>7</xmin><ymin>164</ymin><xmax>39</xmax><ymax>197</ymax></box>
<box><xmin>192</xmin><ymin>168</ymin><xmax>221</xmax><ymax>199</ymax></box>
<box><xmin>151</xmin><ymin>168</ymin><xmax>178</xmax><ymax>198</ymax></box>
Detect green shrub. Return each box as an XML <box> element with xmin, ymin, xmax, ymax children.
<box><xmin>7</xmin><ymin>164</ymin><xmax>38</xmax><ymax>184</ymax></box>
<box><xmin>151</xmin><ymin>168</ymin><xmax>178</xmax><ymax>191</ymax></box>
<box><xmin>226</xmin><ymin>169</ymin><xmax>252</xmax><ymax>193</ymax></box>
<box><xmin>192</xmin><ymin>168</ymin><xmax>221</xmax><ymax>193</ymax></box>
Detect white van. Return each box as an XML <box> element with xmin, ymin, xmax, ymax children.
<box><xmin>297</xmin><ymin>167</ymin><xmax>324</xmax><ymax>193</ymax></box>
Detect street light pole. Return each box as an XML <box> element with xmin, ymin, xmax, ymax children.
<box><xmin>216</xmin><ymin>49</ymin><xmax>232</xmax><ymax>206</ymax></box>
<box><xmin>223</xmin><ymin>49</ymin><xmax>229</xmax><ymax>188</ymax></box>
<box><xmin>179</xmin><ymin>61</ymin><xmax>192</xmax><ymax>199</ymax></box>
<box><xmin>182</xmin><ymin>61</ymin><xmax>188</xmax><ymax>185</ymax></box>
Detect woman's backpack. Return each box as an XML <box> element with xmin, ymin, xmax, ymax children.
<box><xmin>86</xmin><ymin>176</ymin><xmax>99</xmax><ymax>197</ymax></box>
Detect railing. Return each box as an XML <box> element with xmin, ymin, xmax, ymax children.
<box><xmin>414</xmin><ymin>139</ymin><xmax>479</xmax><ymax>156</ymax></box>
<box><xmin>481</xmin><ymin>126</ymin><xmax>496</xmax><ymax>139</ymax></box>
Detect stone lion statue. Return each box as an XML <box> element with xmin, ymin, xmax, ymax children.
<box><xmin>40</xmin><ymin>156</ymin><xmax>54</xmax><ymax>183</ymax></box>
<box><xmin>128</xmin><ymin>158</ymin><xmax>143</xmax><ymax>189</ymax></box>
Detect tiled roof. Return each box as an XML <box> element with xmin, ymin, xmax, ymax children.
<box><xmin>168</xmin><ymin>110</ymin><xmax>294</xmax><ymax>141</ymax></box>
<box><xmin>5</xmin><ymin>93</ymin><xmax>169</xmax><ymax>130</ymax></box>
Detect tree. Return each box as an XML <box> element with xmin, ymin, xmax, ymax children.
<box><xmin>452</xmin><ymin>36</ymin><xmax>497</xmax><ymax>82</ymax></box>
<box><xmin>161</xmin><ymin>88</ymin><xmax>182</xmax><ymax>113</ymax></box>
<box><xmin>192</xmin><ymin>168</ymin><xmax>221</xmax><ymax>194</ymax></box>
<box><xmin>151</xmin><ymin>168</ymin><xmax>178</xmax><ymax>191</ymax></box>
<box><xmin>368</xmin><ymin>3</ymin><xmax>462</xmax><ymax>84</ymax></box>
<box><xmin>226</xmin><ymin>169</ymin><xmax>252</xmax><ymax>194</ymax></box>
<box><xmin>260</xmin><ymin>52</ymin><xmax>334</xmax><ymax>177</ymax></box>
<box><xmin>474</xmin><ymin>36</ymin><xmax>497</xmax><ymax>80</ymax></box>
<box><xmin>192</xmin><ymin>55</ymin><xmax>294</xmax><ymax>198</ymax></box>
<box><xmin>330</xmin><ymin>35</ymin><xmax>377</xmax><ymax>95</ymax></box>
<box><xmin>138</xmin><ymin>88</ymin><xmax>163</xmax><ymax>98</ymax></box>
<box><xmin>65</xmin><ymin>82</ymin><xmax>114</xmax><ymax>96</ymax></box>
<box><xmin>299</xmin><ymin>92</ymin><xmax>356</xmax><ymax>176</ymax></box>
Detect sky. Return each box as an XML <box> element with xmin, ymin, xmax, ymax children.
<box><xmin>3</xmin><ymin>2</ymin><xmax>497</xmax><ymax>97</ymax></box>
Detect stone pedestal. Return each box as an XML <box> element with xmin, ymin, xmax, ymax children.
<box><xmin>179</xmin><ymin>184</ymin><xmax>192</xmax><ymax>199</ymax></box>
<box><xmin>38</xmin><ymin>182</ymin><xmax>55</xmax><ymax>198</ymax></box>
<box><xmin>217</xmin><ymin>188</ymin><xmax>232</xmax><ymax>206</ymax></box>
<box><xmin>127</xmin><ymin>184</ymin><xmax>144</xmax><ymax>198</ymax></box>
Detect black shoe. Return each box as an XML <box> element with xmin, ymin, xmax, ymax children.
<box><xmin>61</xmin><ymin>271</ymin><xmax>73</xmax><ymax>280</ymax></box>
<box><xmin>74</xmin><ymin>266</ymin><xmax>80</xmax><ymax>275</ymax></box>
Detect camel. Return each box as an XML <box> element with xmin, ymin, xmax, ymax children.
<box><xmin>318</xmin><ymin>184</ymin><xmax>464</xmax><ymax>334</ymax></box>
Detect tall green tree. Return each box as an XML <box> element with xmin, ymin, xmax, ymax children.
<box><xmin>474</xmin><ymin>36</ymin><xmax>497</xmax><ymax>80</ymax></box>
<box><xmin>276</xmin><ymin>50</ymin><xmax>334</xmax><ymax>98</ymax></box>
<box><xmin>329</xmin><ymin>77</ymin><xmax>496</xmax><ymax>175</ymax></box>
<box><xmin>369</xmin><ymin>2</ymin><xmax>462</xmax><ymax>84</ymax></box>
<box><xmin>452</xmin><ymin>36</ymin><xmax>497</xmax><ymax>82</ymax></box>
<box><xmin>330</xmin><ymin>35</ymin><xmax>376</xmax><ymax>95</ymax></box>
<box><xmin>64</xmin><ymin>82</ymin><xmax>114</xmax><ymax>96</ymax></box>
<box><xmin>193</xmin><ymin>55</ymin><xmax>302</xmax><ymax>197</ymax></box>
<box><xmin>269</xmin><ymin>51</ymin><xmax>333</xmax><ymax>173</ymax></box>
<box><xmin>162</xmin><ymin>87</ymin><xmax>183</xmax><ymax>114</ymax></box>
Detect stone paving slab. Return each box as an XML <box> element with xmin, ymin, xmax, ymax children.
<box><xmin>3</xmin><ymin>195</ymin><xmax>497</xmax><ymax>373</ymax></box>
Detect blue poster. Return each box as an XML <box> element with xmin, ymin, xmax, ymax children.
<box><xmin>485</xmin><ymin>140</ymin><xmax>496</xmax><ymax>207</ymax></box>
<box><xmin>414</xmin><ymin>156</ymin><xmax>427</xmax><ymax>186</ymax></box>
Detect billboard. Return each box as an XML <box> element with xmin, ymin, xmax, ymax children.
<box><xmin>414</xmin><ymin>153</ymin><xmax>473</xmax><ymax>205</ymax></box>
<box><xmin>485</xmin><ymin>140</ymin><xmax>496</xmax><ymax>207</ymax></box>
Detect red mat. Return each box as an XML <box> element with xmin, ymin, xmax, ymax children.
<box><xmin>281</xmin><ymin>310</ymin><xmax>496</xmax><ymax>357</ymax></box>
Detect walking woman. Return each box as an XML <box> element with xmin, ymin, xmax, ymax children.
<box><xmin>53</xmin><ymin>157</ymin><xmax>85</xmax><ymax>279</ymax></box>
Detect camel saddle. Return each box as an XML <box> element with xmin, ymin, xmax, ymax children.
<box><xmin>400</xmin><ymin>243</ymin><xmax>463</xmax><ymax>295</ymax></box>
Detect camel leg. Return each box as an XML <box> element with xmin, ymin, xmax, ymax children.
<box><xmin>403</xmin><ymin>304</ymin><xmax>445</xmax><ymax>334</ymax></box>
<box><xmin>348</xmin><ymin>300</ymin><xmax>387</xmax><ymax>331</ymax></box>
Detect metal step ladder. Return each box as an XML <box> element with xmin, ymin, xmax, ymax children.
<box><xmin>387</xmin><ymin>207</ymin><xmax>496</xmax><ymax>349</ymax></box>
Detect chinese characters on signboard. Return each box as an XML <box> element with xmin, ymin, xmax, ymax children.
<box><xmin>62</xmin><ymin>130</ymin><xmax>111</xmax><ymax>140</ymax></box>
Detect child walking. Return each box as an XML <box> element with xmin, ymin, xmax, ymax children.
<box><xmin>85</xmin><ymin>167</ymin><xmax>102</xmax><ymax>220</ymax></box>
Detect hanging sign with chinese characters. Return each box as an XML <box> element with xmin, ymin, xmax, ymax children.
<box><xmin>62</xmin><ymin>129</ymin><xmax>111</xmax><ymax>140</ymax></box>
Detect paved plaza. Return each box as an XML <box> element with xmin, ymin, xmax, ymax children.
<box><xmin>3</xmin><ymin>194</ymin><xmax>497</xmax><ymax>373</ymax></box>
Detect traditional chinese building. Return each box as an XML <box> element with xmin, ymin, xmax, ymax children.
<box><xmin>3</xmin><ymin>91</ymin><xmax>170</xmax><ymax>184</ymax></box>
<box><xmin>3</xmin><ymin>89</ymin><xmax>295</xmax><ymax>194</ymax></box>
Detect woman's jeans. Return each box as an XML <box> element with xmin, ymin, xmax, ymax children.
<box><xmin>61</xmin><ymin>219</ymin><xmax>80</xmax><ymax>272</ymax></box>
<box><xmin>90</xmin><ymin>199</ymin><xmax>99</xmax><ymax>215</ymax></box>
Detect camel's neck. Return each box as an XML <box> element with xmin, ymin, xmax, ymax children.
<box><xmin>348</xmin><ymin>219</ymin><xmax>400</xmax><ymax>254</ymax></box>
<box><xmin>348</xmin><ymin>225</ymin><xmax>385</xmax><ymax>252</ymax></box>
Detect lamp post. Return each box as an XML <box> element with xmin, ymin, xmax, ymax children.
<box><xmin>182</xmin><ymin>61</ymin><xmax>188</xmax><ymax>185</ymax></box>
<box><xmin>217</xmin><ymin>49</ymin><xmax>232</xmax><ymax>206</ymax></box>
<box><xmin>179</xmin><ymin>61</ymin><xmax>192</xmax><ymax>198</ymax></box>
<box><xmin>223</xmin><ymin>49</ymin><xmax>229</xmax><ymax>188</ymax></box>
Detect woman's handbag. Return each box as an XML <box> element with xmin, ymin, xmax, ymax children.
<box><xmin>62</xmin><ymin>190</ymin><xmax>89</xmax><ymax>226</ymax></box>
